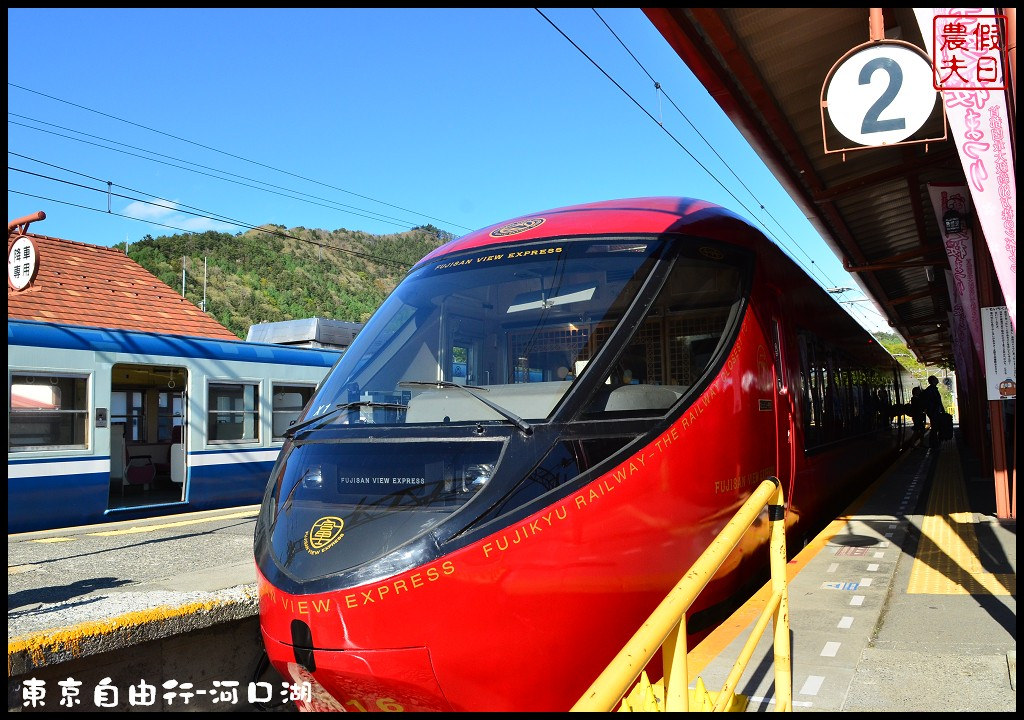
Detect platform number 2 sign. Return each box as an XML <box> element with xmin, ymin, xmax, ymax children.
<box><xmin>823</xmin><ymin>42</ymin><xmax>938</xmax><ymax>150</ymax></box>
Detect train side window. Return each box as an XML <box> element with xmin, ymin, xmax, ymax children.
<box><xmin>272</xmin><ymin>384</ymin><xmax>316</xmax><ymax>440</ymax></box>
<box><xmin>797</xmin><ymin>333</ymin><xmax>818</xmax><ymax>447</ymax></box>
<box><xmin>581</xmin><ymin>249</ymin><xmax>747</xmax><ymax>417</ymax></box>
<box><xmin>9</xmin><ymin>373</ymin><xmax>90</xmax><ymax>451</ymax></box>
<box><xmin>798</xmin><ymin>328</ymin><xmax>895</xmax><ymax>452</ymax></box>
<box><xmin>208</xmin><ymin>382</ymin><xmax>260</xmax><ymax>443</ymax></box>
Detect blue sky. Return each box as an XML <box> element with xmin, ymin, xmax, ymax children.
<box><xmin>7</xmin><ymin>7</ymin><xmax>890</xmax><ymax>333</ymax></box>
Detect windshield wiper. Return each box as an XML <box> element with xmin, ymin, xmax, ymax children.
<box><xmin>284</xmin><ymin>400</ymin><xmax>409</xmax><ymax>438</ymax></box>
<box><xmin>399</xmin><ymin>380</ymin><xmax>533</xmax><ymax>435</ymax></box>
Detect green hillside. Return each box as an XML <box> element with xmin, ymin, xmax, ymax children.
<box><xmin>117</xmin><ymin>224</ymin><xmax>451</xmax><ymax>339</ymax></box>
<box><xmin>874</xmin><ymin>330</ymin><xmax>955</xmax><ymax>406</ymax></box>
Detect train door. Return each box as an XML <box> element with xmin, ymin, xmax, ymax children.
<box><xmin>108</xmin><ymin>363</ymin><xmax>188</xmax><ymax>509</ymax></box>
<box><xmin>166</xmin><ymin>384</ymin><xmax>187</xmax><ymax>502</ymax></box>
<box><xmin>767</xmin><ymin>298</ymin><xmax>797</xmax><ymax>518</ymax></box>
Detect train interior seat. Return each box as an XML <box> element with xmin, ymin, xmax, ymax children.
<box><xmin>604</xmin><ymin>384</ymin><xmax>688</xmax><ymax>412</ymax></box>
<box><xmin>406</xmin><ymin>382</ymin><xmax>570</xmax><ymax>423</ymax></box>
<box><xmin>405</xmin><ymin>380</ymin><xmax>691</xmax><ymax>421</ymax></box>
<box><xmin>113</xmin><ymin>424</ymin><xmax>156</xmax><ymax>495</ymax></box>
<box><xmin>124</xmin><ymin>455</ymin><xmax>156</xmax><ymax>494</ymax></box>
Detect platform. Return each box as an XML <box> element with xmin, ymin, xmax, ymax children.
<box><xmin>686</xmin><ymin>432</ymin><xmax>1016</xmax><ymax>712</ymax></box>
<box><xmin>8</xmin><ymin>507</ymin><xmax>272</xmax><ymax>712</ymax></box>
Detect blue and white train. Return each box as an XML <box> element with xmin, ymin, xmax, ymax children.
<box><xmin>8</xmin><ymin>319</ymin><xmax>340</xmax><ymax>533</ymax></box>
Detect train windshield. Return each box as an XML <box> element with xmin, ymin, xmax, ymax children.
<box><xmin>262</xmin><ymin>234</ymin><xmax>751</xmax><ymax>583</ymax></box>
<box><xmin>301</xmin><ymin>239</ymin><xmax>662</xmax><ymax>429</ymax></box>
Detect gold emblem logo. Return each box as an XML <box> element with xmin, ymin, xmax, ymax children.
<box><xmin>489</xmin><ymin>218</ymin><xmax>546</xmax><ymax>237</ymax></box>
<box><xmin>303</xmin><ymin>516</ymin><xmax>345</xmax><ymax>555</ymax></box>
<box><xmin>698</xmin><ymin>246</ymin><xmax>725</xmax><ymax>260</ymax></box>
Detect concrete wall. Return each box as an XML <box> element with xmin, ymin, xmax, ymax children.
<box><xmin>8</xmin><ymin>619</ymin><xmax>295</xmax><ymax>713</ymax></box>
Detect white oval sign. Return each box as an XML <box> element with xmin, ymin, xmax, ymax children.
<box><xmin>826</xmin><ymin>43</ymin><xmax>937</xmax><ymax>147</ymax></box>
<box><xmin>8</xmin><ymin>235</ymin><xmax>39</xmax><ymax>291</ymax></box>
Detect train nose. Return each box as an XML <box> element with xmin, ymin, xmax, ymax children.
<box><xmin>262</xmin><ymin>632</ymin><xmax>454</xmax><ymax>712</ymax></box>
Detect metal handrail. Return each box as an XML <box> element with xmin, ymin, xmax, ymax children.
<box><xmin>571</xmin><ymin>477</ymin><xmax>792</xmax><ymax>712</ymax></box>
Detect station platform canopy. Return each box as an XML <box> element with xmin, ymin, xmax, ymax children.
<box><xmin>644</xmin><ymin>7</ymin><xmax>1016</xmax><ymax>367</ymax></box>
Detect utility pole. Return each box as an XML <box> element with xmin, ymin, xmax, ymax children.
<box><xmin>181</xmin><ymin>257</ymin><xmax>186</xmax><ymax>297</ymax></box>
<box><xmin>202</xmin><ymin>257</ymin><xmax>207</xmax><ymax>312</ymax></box>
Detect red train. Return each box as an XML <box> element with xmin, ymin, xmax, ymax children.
<box><xmin>255</xmin><ymin>197</ymin><xmax>909</xmax><ymax>711</ymax></box>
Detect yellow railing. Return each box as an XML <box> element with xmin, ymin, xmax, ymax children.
<box><xmin>571</xmin><ymin>477</ymin><xmax>792</xmax><ymax>712</ymax></box>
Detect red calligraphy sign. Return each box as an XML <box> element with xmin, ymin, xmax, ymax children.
<box><xmin>932</xmin><ymin>14</ymin><xmax>1007</xmax><ymax>90</ymax></box>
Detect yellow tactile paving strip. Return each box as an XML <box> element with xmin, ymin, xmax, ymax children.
<box><xmin>18</xmin><ymin>509</ymin><xmax>259</xmax><ymax>544</ymax></box>
<box><xmin>907</xmin><ymin>444</ymin><xmax>1015</xmax><ymax>596</ymax></box>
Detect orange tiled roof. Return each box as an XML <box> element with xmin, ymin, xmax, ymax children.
<box><xmin>8</xmin><ymin>231</ymin><xmax>239</xmax><ymax>341</ymax></box>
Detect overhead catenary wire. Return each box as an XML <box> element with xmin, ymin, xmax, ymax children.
<box><xmin>535</xmin><ymin>9</ymin><xmax>834</xmax><ymax>289</ymax></box>
<box><xmin>590</xmin><ymin>9</ymin><xmax>829</xmax><ymax>279</ymax></box>
<box><xmin>8</xmin><ymin>117</ymin><xmax>459</xmax><ymax>232</ymax></box>
<box><xmin>537</xmin><ymin>9</ymin><xmax>888</xmax><ymax>333</ymax></box>
<box><xmin>11</xmin><ymin>163</ymin><xmax>275</xmax><ymax>237</ymax></box>
<box><xmin>11</xmin><ymin>189</ymin><xmax>231</xmax><ymax>238</ymax></box>
<box><xmin>8</xmin><ymin>138</ymin><xmax>428</xmax><ymax>233</ymax></box>
<box><xmin>9</xmin><ymin>82</ymin><xmax>472</xmax><ymax>232</ymax></box>
<box><xmin>597</xmin><ymin>13</ymin><xmax>889</xmax><ymax>335</ymax></box>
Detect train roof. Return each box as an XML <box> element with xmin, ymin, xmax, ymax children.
<box><xmin>414</xmin><ymin>197</ymin><xmax>901</xmax><ymax>371</ymax></box>
<box><xmin>416</xmin><ymin>197</ymin><xmax>763</xmax><ymax>267</ymax></box>
<box><xmin>8</xmin><ymin>319</ymin><xmax>341</xmax><ymax>368</ymax></box>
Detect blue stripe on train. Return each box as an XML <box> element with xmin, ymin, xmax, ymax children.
<box><xmin>9</xmin><ymin>470</ymin><xmax>112</xmax><ymax>533</ymax></box>
<box><xmin>7</xmin><ymin>460</ymin><xmax>276</xmax><ymax>534</ymax></box>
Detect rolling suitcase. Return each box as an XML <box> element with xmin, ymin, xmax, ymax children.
<box><xmin>937</xmin><ymin>412</ymin><xmax>954</xmax><ymax>441</ymax></box>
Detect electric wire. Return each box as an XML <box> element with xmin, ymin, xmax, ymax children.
<box><xmin>591</xmin><ymin>9</ymin><xmax>831</xmax><ymax>280</ymax></box>
<box><xmin>594</xmin><ymin>13</ymin><xmax>888</xmax><ymax>335</ymax></box>
<box><xmin>10</xmin><ymin>189</ymin><xmax>225</xmax><ymax>238</ymax></box>
<box><xmin>535</xmin><ymin>9</ymin><xmax>834</xmax><ymax>291</ymax></box>
<box><xmin>8</xmin><ymin>120</ymin><xmax>444</xmax><ymax>232</ymax></box>
<box><xmin>9</xmin><ymin>82</ymin><xmax>473</xmax><ymax>231</ymax></box>
<box><xmin>537</xmin><ymin>9</ymin><xmax>887</xmax><ymax>333</ymax></box>
<box><xmin>11</xmin><ymin>163</ymin><xmax>286</xmax><ymax>241</ymax></box>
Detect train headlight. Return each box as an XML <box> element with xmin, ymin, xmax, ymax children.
<box><xmin>460</xmin><ymin>463</ymin><xmax>493</xmax><ymax>493</ymax></box>
<box><xmin>301</xmin><ymin>464</ymin><xmax>324</xmax><ymax>490</ymax></box>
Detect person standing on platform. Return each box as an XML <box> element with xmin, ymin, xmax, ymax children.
<box><xmin>909</xmin><ymin>386</ymin><xmax>927</xmax><ymax>445</ymax></box>
<box><xmin>921</xmin><ymin>375</ymin><xmax>944</xmax><ymax>449</ymax></box>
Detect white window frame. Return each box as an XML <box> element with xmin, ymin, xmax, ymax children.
<box><xmin>207</xmin><ymin>379</ymin><xmax>261</xmax><ymax>445</ymax></box>
<box><xmin>9</xmin><ymin>371</ymin><xmax>91</xmax><ymax>452</ymax></box>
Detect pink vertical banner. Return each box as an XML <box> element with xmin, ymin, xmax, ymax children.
<box><xmin>915</xmin><ymin>8</ymin><xmax>1017</xmax><ymax>332</ymax></box>
<box><xmin>946</xmin><ymin>273</ymin><xmax>975</xmax><ymax>390</ymax></box>
<box><xmin>928</xmin><ymin>184</ymin><xmax>984</xmax><ymax>372</ymax></box>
